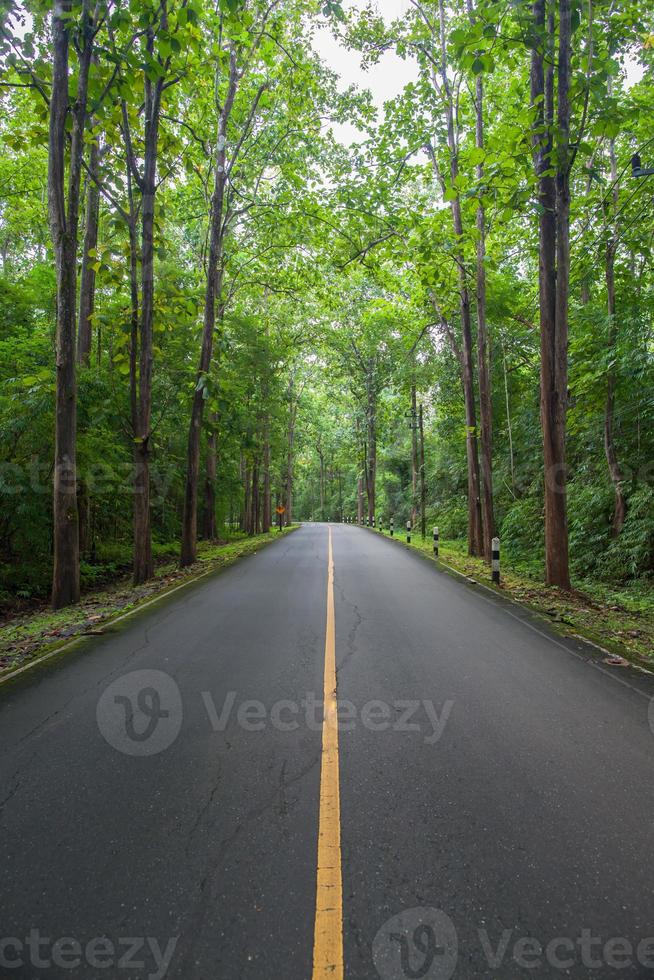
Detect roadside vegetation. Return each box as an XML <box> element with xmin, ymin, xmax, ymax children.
<box><xmin>374</xmin><ymin>528</ymin><xmax>654</xmax><ymax>666</ymax></box>
<box><xmin>0</xmin><ymin>527</ymin><xmax>297</xmax><ymax>676</ymax></box>
<box><xmin>0</xmin><ymin>0</ymin><xmax>653</xmax><ymax>662</ymax></box>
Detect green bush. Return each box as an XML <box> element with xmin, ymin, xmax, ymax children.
<box><xmin>500</xmin><ymin>491</ymin><xmax>544</xmax><ymax>569</ymax></box>
<box><xmin>428</xmin><ymin>495</ymin><xmax>469</xmax><ymax>540</ymax></box>
<box><xmin>598</xmin><ymin>484</ymin><xmax>654</xmax><ymax>582</ymax></box>
<box><xmin>567</xmin><ymin>480</ymin><xmax>613</xmax><ymax>579</ymax></box>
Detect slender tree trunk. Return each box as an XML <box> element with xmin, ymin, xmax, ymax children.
<box><xmin>471</xmin><ymin>49</ymin><xmax>494</xmax><ymax>560</ymax></box>
<box><xmin>78</xmin><ymin>480</ymin><xmax>90</xmax><ymax>556</ymax></box>
<box><xmin>320</xmin><ymin>456</ymin><xmax>325</xmax><ymax>519</ymax></box>
<box><xmin>411</xmin><ymin>379</ymin><xmax>418</xmax><ymax>527</ymax></box>
<box><xmin>132</xmin><ymin>37</ymin><xmax>164</xmax><ymax>585</ymax></box>
<box><xmin>243</xmin><ymin>463</ymin><xmax>251</xmax><ymax>534</ymax></box>
<box><xmin>419</xmin><ymin>403</ymin><xmax>426</xmax><ymax>539</ymax></box>
<box><xmin>250</xmin><ymin>461</ymin><xmax>259</xmax><ymax>536</ymax></box>
<box><xmin>500</xmin><ymin>336</ymin><xmax>516</xmax><ymax>495</ymax></box>
<box><xmin>435</xmin><ymin>0</ymin><xmax>483</xmax><ymax>557</ymax></box>
<box><xmin>203</xmin><ymin>418</ymin><xmax>218</xmax><ymax>540</ymax></box>
<box><xmin>262</xmin><ymin>420</ymin><xmax>271</xmax><ymax>532</ymax></box>
<box><xmin>285</xmin><ymin>378</ymin><xmax>297</xmax><ymax>526</ymax></box>
<box><xmin>603</xmin><ymin>137</ymin><xmax>625</xmax><ymax>536</ymax></box>
<box><xmin>531</xmin><ymin>0</ymin><xmax>570</xmax><ymax>588</ymax></box>
<box><xmin>460</xmin><ymin>277</ymin><xmax>483</xmax><ymax>557</ymax></box>
<box><xmin>357</xmin><ymin>476</ymin><xmax>364</xmax><ymax>524</ymax></box>
<box><xmin>49</xmin><ymin>0</ymin><xmax>93</xmax><ymax>608</ymax></box>
<box><xmin>366</xmin><ymin>359</ymin><xmax>376</xmax><ymax>522</ymax></box>
<box><xmin>551</xmin><ymin>0</ymin><xmax>571</xmax><ymax>587</ymax></box>
<box><xmin>181</xmin><ymin>50</ymin><xmax>238</xmax><ymax>566</ymax></box>
<box><xmin>77</xmin><ymin>133</ymin><xmax>100</xmax><ymax>365</ymax></box>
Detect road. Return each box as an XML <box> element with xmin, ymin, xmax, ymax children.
<box><xmin>1</xmin><ymin>522</ymin><xmax>654</xmax><ymax>979</ymax></box>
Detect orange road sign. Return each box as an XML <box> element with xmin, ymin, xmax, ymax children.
<box><xmin>276</xmin><ymin>506</ymin><xmax>286</xmax><ymax>514</ymax></box>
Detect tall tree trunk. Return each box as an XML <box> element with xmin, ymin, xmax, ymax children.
<box><xmin>365</xmin><ymin>359</ymin><xmax>376</xmax><ymax>522</ymax></box>
<box><xmin>460</xmin><ymin>276</ymin><xmax>483</xmax><ymax>557</ymax></box>
<box><xmin>603</xmin><ymin>137</ymin><xmax>625</xmax><ymax>536</ymax></box>
<box><xmin>49</xmin><ymin>0</ymin><xmax>94</xmax><ymax>608</ymax></box>
<box><xmin>243</xmin><ymin>463</ymin><xmax>251</xmax><ymax>534</ymax></box>
<box><xmin>181</xmin><ymin>50</ymin><xmax>238</xmax><ymax>566</ymax></box>
<box><xmin>357</xmin><ymin>476</ymin><xmax>364</xmax><ymax>524</ymax></box>
<box><xmin>419</xmin><ymin>403</ymin><xmax>426</xmax><ymax>539</ymax></box>
<box><xmin>203</xmin><ymin>418</ymin><xmax>218</xmax><ymax>540</ymax></box>
<box><xmin>551</xmin><ymin>0</ymin><xmax>571</xmax><ymax>587</ymax></box>
<box><xmin>78</xmin><ymin>480</ymin><xmax>90</xmax><ymax>556</ymax></box>
<box><xmin>434</xmin><ymin>0</ymin><xmax>483</xmax><ymax>556</ymax></box>
<box><xmin>132</xmin><ymin>29</ymin><xmax>164</xmax><ymax>585</ymax></box>
<box><xmin>500</xmin><ymin>335</ymin><xmax>516</xmax><ymax>495</ymax></box>
<box><xmin>319</xmin><ymin>450</ymin><xmax>325</xmax><ymax>519</ymax></box>
<box><xmin>470</xmin><ymin>36</ymin><xmax>494</xmax><ymax>561</ymax></box>
<box><xmin>285</xmin><ymin>377</ymin><xmax>297</xmax><ymax>526</ymax></box>
<box><xmin>262</xmin><ymin>420</ymin><xmax>271</xmax><ymax>532</ymax></box>
<box><xmin>531</xmin><ymin>0</ymin><xmax>571</xmax><ymax>588</ymax></box>
<box><xmin>77</xmin><ymin>132</ymin><xmax>100</xmax><ymax>365</ymax></box>
<box><xmin>249</xmin><ymin>461</ymin><xmax>259</xmax><ymax>536</ymax></box>
<box><xmin>411</xmin><ymin>379</ymin><xmax>418</xmax><ymax>527</ymax></box>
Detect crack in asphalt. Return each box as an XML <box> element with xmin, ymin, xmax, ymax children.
<box><xmin>171</xmin><ymin>749</ymin><xmax>321</xmax><ymax>975</ymax></box>
<box><xmin>335</xmin><ymin>582</ymin><xmax>363</xmax><ymax>675</ymax></box>
<box><xmin>0</xmin><ymin>766</ymin><xmax>23</xmax><ymax>814</ymax></box>
<box><xmin>183</xmin><ymin>758</ymin><xmax>223</xmax><ymax>860</ymax></box>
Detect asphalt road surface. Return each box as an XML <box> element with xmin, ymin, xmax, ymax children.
<box><xmin>2</xmin><ymin>523</ymin><xmax>654</xmax><ymax>979</ymax></box>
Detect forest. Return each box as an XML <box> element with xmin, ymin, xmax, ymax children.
<box><xmin>0</xmin><ymin>0</ymin><xmax>653</xmax><ymax>632</ymax></box>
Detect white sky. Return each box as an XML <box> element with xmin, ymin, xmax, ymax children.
<box><xmin>312</xmin><ymin>1</ymin><xmax>647</xmax><ymax>144</ymax></box>
<box><xmin>312</xmin><ymin>0</ymin><xmax>418</xmax><ymax>144</ymax></box>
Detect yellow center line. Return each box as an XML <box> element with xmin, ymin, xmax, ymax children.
<box><xmin>312</xmin><ymin>525</ymin><xmax>343</xmax><ymax>980</ymax></box>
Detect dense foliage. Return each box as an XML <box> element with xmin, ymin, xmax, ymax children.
<box><xmin>0</xmin><ymin>0</ymin><xmax>653</xmax><ymax>609</ymax></box>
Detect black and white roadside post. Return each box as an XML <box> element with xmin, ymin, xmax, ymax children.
<box><xmin>378</xmin><ymin>516</ymin><xmax>382</xmax><ymax>532</ymax></box>
<box><xmin>492</xmin><ymin>536</ymin><xmax>500</xmax><ymax>585</ymax></box>
<box><xmin>406</xmin><ymin>520</ymin><xmax>411</xmax><ymax>544</ymax></box>
<box><xmin>372</xmin><ymin>514</ymin><xmax>375</xmax><ymax>529</ymax></box>
<box><xmin>433</xmin><ymin>526</ymin><xmax>439</xmax><ymax>558</ymax></box>
<box><xmin>390</xmin><ymin>517</ymin><xmax>394</xmax><ymax>537</ymax></box>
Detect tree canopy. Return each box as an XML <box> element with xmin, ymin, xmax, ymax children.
<box><xmin>1</xmin><ymin>0</ymin><xmax>653</xmax><ymax>608</ymax></box>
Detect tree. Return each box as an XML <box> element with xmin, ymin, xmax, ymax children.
<box><xmin>48</xmin><ymin>0</ymin><xmax>100</xmax><ymax>608</ymax></box>
<box><xmin>530</xmin><ymin>0</ymin><xmax>571</xmax><ymax>589</ymax></box>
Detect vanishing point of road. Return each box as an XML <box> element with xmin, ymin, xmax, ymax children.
<box><xmin>2</xmin><ymin>523</ymin><xmax>654</xmax><ymax>979</ymax></box>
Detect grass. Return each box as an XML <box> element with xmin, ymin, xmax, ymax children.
<box><xmin>0</xmin><ymin>526</ymin><xmax>299</xmax><ymax>678</ymax></box>
<box><xmin>374</xmin><ymin>527</ymin><xmax>654</xmax><ymax>667</ymax></box>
